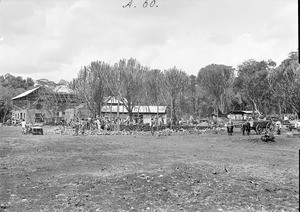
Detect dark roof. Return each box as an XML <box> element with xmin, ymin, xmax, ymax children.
<box><xmin>227</xmin><ymin>110</ymin><xmax>254</xmax><ymax>115</ymax></box>
<box><xmin>12</xmin><ymin>85</ymin><xmax>75</xmax><ymax>100</ymax></box>
<box><xmin>12</xmin><ymin>86</ymin><xmax>41</xmax><ymax>100</ymax></box>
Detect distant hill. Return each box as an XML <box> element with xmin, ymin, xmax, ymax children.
<box><xmin>58</xmin><ymin>79</ymin><xmax>69</xmax><ymax>85</ymax></box>
<box><xmin>34</xmin><ymin>79</ymin><xmax>73</xmax><ymax>94</ymax></box>
<box><xmin>34</xmin><ymin>79</ymin><xmax>57</xmax><ymax>89</ymax></box>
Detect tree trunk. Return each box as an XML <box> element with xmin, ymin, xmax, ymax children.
<box><xmin>2</xmin><ymin>108</ymin><xmax>7</xmax><ymax>125</ymax></box>
<box><xmin>98</xmin><ymin>102</ymin><xmax>102</xmax><ymax>117</ymax></box>
<box><xmin>117</xmin><ymin>99</ymin><xmax>119</xmax><ymax>117</ymax></box>
<box><xmin>172</xmin><ymin>99</ymin><xmax>176</xmax><ymax>126</ymax></box>
<box><xmin>215</xmin><ymin>99</ymin><xmax>219</xmax><ymax>118</ymax></box>
<box><xmin>278</xmin><ymin>100</ymin><xmax>282</xmax><ymax>115</ymax></box>
<box><xmin>170</xmin><ymin>104</ymin><xmax>173</xmax><ymax>129</ymax></box>
<box><xmin>110</xmin><ymin>102</ymin><xmax>112</xmax><ymax>118</ymax></box>
<box><xmin>137</xmin><ymin>103</ymin><xmax>140</xmax><ymax>130</ymax></box>
<box><xmin>251</xmin><ymin>100</ymin><xmax>261</xmax><ymax>116</ymax></box>
<box><xmin>192</xmin><ymin>95</ymin><xmax>196</xmax><ymax>115</ymax></box>
<box><xmin>156</xmin><ymin>103</ymin><xmax>159</xmax><ymax>131</ymax></box>
<box><xmin>128</xmin><ymin>109</ymin><xmax>133</xmax><ymax>122</ymax></box>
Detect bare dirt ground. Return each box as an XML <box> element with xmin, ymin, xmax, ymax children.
<box><xmin>0</xmin><ymin>126</ymin><xmax>299</xmax><ymax>212</ymax></box>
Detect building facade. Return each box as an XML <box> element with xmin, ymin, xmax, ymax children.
<box><xmin>11</xmin><ymin>86</ymin><xmax>81</xmax><ymax>124</ymax></box>
<box><xmin>12</xmin><ymin>88</ymin><xmax>166</xmax><ymax>125</ymax></box>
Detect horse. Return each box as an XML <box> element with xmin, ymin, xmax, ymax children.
<box><xmin>242</xmin><ymin>122</ymin><xmax>251</xmax><ymax>135</ymax></box>
<box><xmin>226</xmin><ymin>121</ymin><xmax>234</xmax><ymax>136</ymax></box>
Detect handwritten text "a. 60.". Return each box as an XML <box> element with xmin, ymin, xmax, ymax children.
<box><xmin>123</xmin><ymin>0</ymin><xmax>158</xmax><ymax>8</ymax></box>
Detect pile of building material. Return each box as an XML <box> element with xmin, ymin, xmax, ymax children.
<box><xmin>45</xmin><ymin>125</ymin><xmax>222</xmax><ymax>136</ymax></box>
<box><xmin>286</xmin><ymin>132</ymin><xmax>300</xmax><ymax>138</ymax></box>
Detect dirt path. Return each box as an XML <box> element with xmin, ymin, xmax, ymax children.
<box><xmin>0</xmin><ymin>126</ymin><xmax>299</xmax><ymax>211</ymax></box>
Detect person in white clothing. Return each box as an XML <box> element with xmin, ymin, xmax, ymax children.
<box><xmin>96</xmin><ymin>118</ymin><xmax>101</xmax><ymax>131</ymax></box>
<box><xmin>295</xmin><ymin>121</ymin><xmax>300</xmax><ymax>131</ymax></box>
<box><xmin>21</xmin><ymin>119</ymin><xmax>26</xmax><ymax>134</ymax></box>
<box><xmin>275</xmin><ymin>120</ymin><xmax>282</xmax><ymax>135</ymax></box>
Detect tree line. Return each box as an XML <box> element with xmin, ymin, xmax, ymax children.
<box><xmin>0</xmin><ymin>50</ymin><xmax>299</xmax><ymax>124</ymax></box>
<box><xmin>0</xmin><ymin>74</ymin><xmax>35</xmax><ymax>123</ymax></box>
<box><xmin>70</xmin><ymin>50</ymin><xmax>300</xmax><ymax>121</ymax></box>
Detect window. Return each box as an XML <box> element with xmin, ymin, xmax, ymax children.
<box><xmin>35</xmin><ymin>113</ymin><xmax>43</xmax><ymax>123</ymax></box>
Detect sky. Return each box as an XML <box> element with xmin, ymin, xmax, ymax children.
<box><xmin>0</xmin><ymin>0</ymin><xmax>298</xmax><ymax>83</ymax></box>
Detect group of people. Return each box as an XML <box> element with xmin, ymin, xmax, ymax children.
<box><xmin>63</xmin><ymin>115</ymin><xmax>147</xmax><ymax>135</ymax></box>
<box><xmin>150</xmin><ymin>115</ymin><xmax>165</xmax><ymax>135</ymax></box>
<box><xmin>67</xmin><ymin>118</ymin><xmax>88</xmax><ymax>136</ymax></box>
<box><xmin>64</xmin><ymin>116</ymin><xmax>115</xmax><ymax>136</ymax></box>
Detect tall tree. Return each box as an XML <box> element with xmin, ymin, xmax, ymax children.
<box><xmin>72</xmin><ymin>61</ymin><xmax>111</xmax><ymax>116</ymax></box>
<box><xmin>268</xmin><ymin>51</ymin><xmax>300</xmax><ymax>116</ymax></box>
<box><xmin>145</xmin><ymin>69</ymin><xmax>163</xmax><ymax>106</ymax></box>
<box><xmin>197</xmin><ymin>64</ymin><xmax>235</xmax><ymax>115</ymax></box>
<box><xmin>0</xmin><ymin>74</ymin><xmax>35</xmax><ymax>123</ymax></box>
<box><xmin>144</xmin><ymin>69</ymin><xmax>165</xmax><ymax>128</ymax></box>
<box><xmin>1</xmin><ymin>74</ymin><xmax>34</xmax><ymax>89</ymax></box>
<box><xmin>188</xmin><ymin>75</ymin><xmax>197</xmax><ymax>115</ymax></box>
<box><xmin>234</xmin><ymin>60</ymin><xmax>276</xmax><ymax>115</ymax></box>
<box><xmin>0</xmin><ymin>85</ymin><xmax>13</xmax><ymax>123</ymax></box>
<box><xmin>105</xmin><ymin>58</ymin><xmax>146</xmax><ymax>119</ymax></box>
<box><xmin>163</xmin><ymin>67</ymin><xmax>189</xmax><ymax>125</ymax></box>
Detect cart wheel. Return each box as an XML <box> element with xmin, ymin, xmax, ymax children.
<box><xmin>256</xmin><ymin>124</ymin><xmax>262</xmax><ymax>135</ymax></box>
<box><xmin>266</xmin><ymin>122</ymin><xmax>275</xmax><ymax>131</ymax></box>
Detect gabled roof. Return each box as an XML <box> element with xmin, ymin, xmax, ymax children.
<box><xmin>11</xmin><ymin>86</ymin><xmax>41</xmax><ymax>100</ymax></box>
<box><xmin>132</xmin><ymin>106</ymin><xmax>166</xmax><ymax>113</ymax></box>
<box><xmin>227</xmin><ymin>110</ymin><xmax>256</xmax><ymax>115</ymax></box>
<box><xmin>75</xmin><ymin>103</ymin><xmax>166</xmax><ymax>114</ymax></box>
<box><xmin>12</xmin><ymin>85</ymin><xmax>75</xmax><ymax>101</ymax></box>
<box><xmin>104</xmin><ymin>96</ymin><xmax>127</xmax><ymax>105</ymax></box>
<box><xmin>52</xmin><ymin>85</ymin><xmax>74</xmax><ymax>93</ymax></box>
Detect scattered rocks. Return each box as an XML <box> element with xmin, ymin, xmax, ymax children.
<box><xmin>0</xmin><ymin>203</ymin><xmax>10</xmax><ymax>209</ymax></box>
<box><xmin>46</xmin><ymin>125</ymin><xmax>222</xmax><ymax>136</ymax></box>
<box><xmin>286</xmin><ymin>132</ymin><xmax>300</xmax><ymax>138</ymax></box>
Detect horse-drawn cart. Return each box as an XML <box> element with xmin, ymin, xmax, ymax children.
<box><xmin>227</xmin><ymin>111</ymin><xmax>276</xmax><ymax>135</ymax></box>
<box><xmin>23</xmin><ymin>124</ymin><xmax>44</xmax><ymax>135</ymax></box>
<box><xmin>250</xmin><ymin>120</ymin><xmax>275</xmax><ymax>135</ymax></box>
<box><xmin>232</xmin><ymin>119</ymin><xmax>274</xmax><ymax>135</ymax></box>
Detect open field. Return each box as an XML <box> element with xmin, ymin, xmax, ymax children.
<box><xmin>0</xmin><ymin>126</ymin><xmax>299</xmax><ymax>212</ymax></box>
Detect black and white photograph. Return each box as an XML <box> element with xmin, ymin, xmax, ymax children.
<box><xmin>0</xmin><ymin>0</ymin><xmax>299</xmax><ymax>211</ymax></box>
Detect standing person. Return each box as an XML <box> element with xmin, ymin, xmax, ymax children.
<box><xmin>189</xmin><ymin>115</ymin><xmax>194</xmax><ymax>125</ymax></box>
<box><xmin>60</xmin><ymin>119</ymin><xmax>66</xmax><ymax>135</ymax></box>
<box><xmin>295</xmin><ymin>120</ymin><xmax>300</xmax><ymax>131</ymax></box>
<box><xmin>116</xmin><ymin>117</ymin><xmax>121</xmax><ymax>131</ymax></box>
<box><xmin>21</xmin><ymin>119</ymin><xmax>26</xmax><ymax>134</ymax></box>
<box><xmin>125</xmin><ymin>115</ymin><xmax>130</xmax><ymax>125</ymax></box>
<box><xmin>150</xmin><ymin>116</ymin><xmax>155</xmax><ymax>136</ymax></box>
<box><xmin>242</xmin><ymin>119</ymin><xmax>250</xmax><ymax>135</ymax></box>
<box><xmin>80</xmin><ymin>118</ymin><xmax>87</xmax><ymax>135</ymax></box>
<box><xmin>161</xmin><ymin>116</ymin><xmax>164</xmax><ymax>126</ymax></box>
<box><xmin>275</xmin><ymin>120</ymin><xmax>282</xmax><ymax>135</ymax></box>
<box><xmin>104</xmin><ymin>117</ymin><xmax>109</xmax><ymax>131</ymax></box>
<box><xmin>68</xmin><ymin>119</ymin><xmax>73</xmax><ymax>126</ymax></box>
<box><xmin>87</xmin><ymin>116</ymin><xmax>92</xmax><ymax>130</ymax></box>
<box><xmin>74</xmin><ymin>118</ymin><xmax>80</xmax><ymax>136</ymax></box>
<box><xmin>100</xmin><ymin>116</ymin><xmax>105</xmax><ymax>130</ymax></box>
<box><xmin>96</xmin><ymin>117</ymin><xmax>101</xmax><ymax>131</ymax></box>
<box><xmin>158</xmin><ymin>116</ymin><xmax>162</xmax><ymax>127</ymax></box>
